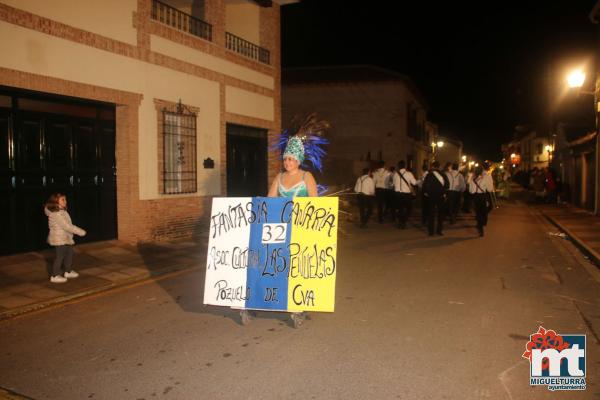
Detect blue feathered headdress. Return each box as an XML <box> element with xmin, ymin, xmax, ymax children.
<box><xmin>274</xmin><ymin>113</ymin><xmax>330</xmax><ymax>173</ymax></box>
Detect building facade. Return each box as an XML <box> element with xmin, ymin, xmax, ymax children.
<box><xmin>0</xmin><ymin>0</ymin><xmax>286</xmax><ymax>255</ymax></box>
<box><xmin>502</xmin><ymin>129</ymin><xmax>552</xmax><ymax>172</ymax></box>
<box><xmin>432</xmin><ymin>135</ymin><xmax>463</xmax><ymax>169</ymax></box>
<box><xmin>282</xmin><ymin>65</ymin><xmax>431</xmax><ymax>186</ymax></box>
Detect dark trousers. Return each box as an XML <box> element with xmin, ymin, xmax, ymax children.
<box><xmin>473</xmin><ymin>193</ymin><xmax>489</xmax><ymax>234</ymax></box>
<box><xmin>420</xmin><ymin>191</ymin><xmax>428</xmax><ymax>225</ymax></box>
<box><xmin>462</xmin><ymin>191</ymin><xmax>471</xmax><ymax>213</ymax></box>
<box><xmin>357</xmin><ymin>194</ymin><xmax>374</xmax><ymax>227</ymax></box>
<box><xmin>385</xmin><ymin>189</ymin><xmax>395</xmax><ymax>221</ymax></box>
<box><xmin>375</xmin><ymin>188</ymin><xmax>387</xmax><ymax>222</ymax></box>
<box><xmin>447</xmin><ymin>191</ymin><xmax>461</xmax><ymax>224</ymax></box>
<box><xmin>396</xmin><ymin>192</ymin><xmax>413</xmax><ymax>228</ymax></box>
<box><xmin>51</xmin><ymin>245</ymin><xmax>73</xmax><ymax>277</ymax></box>
<box><xmin>427</xmin><ymin>196</ymin><xmax>445</xmax><ymax>235</ymax></box>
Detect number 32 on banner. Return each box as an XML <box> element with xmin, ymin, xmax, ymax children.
<box><xmin>262</xmin><ymin>223</ymin><xmax>287</xmax><ymax>244</ymax></box>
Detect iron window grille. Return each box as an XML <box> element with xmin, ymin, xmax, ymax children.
<box><xmin>162</xmin><ymin>101</ymin><xmax>197</xmax><ymax>194</ymax></box>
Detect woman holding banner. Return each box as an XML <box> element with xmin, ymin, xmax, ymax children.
<box><xmin>239</xmin><ymin>114</ymin><xmax>328</xmax><ymax>328</ymax></box>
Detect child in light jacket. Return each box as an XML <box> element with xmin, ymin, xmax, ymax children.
<box><xmin>44</xmin><ymin>193</ymin><xmax>86</xmax><ymax>283</ymax></box>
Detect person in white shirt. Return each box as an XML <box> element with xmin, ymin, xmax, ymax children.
<box><xmin>468</xmin><ymin>165</ymin><xmax>495</xmax><ymax>237</ymax></box>
<box><xmin>372</xmin><ymin>161</ymin><xmax>390</xmax><ymax>223</ymax></box>
<box><xmin>393</xmin><ymin>161</ymin><xmax>417</xmax><ymax>229</ymax></box>
<box><xmin>445</xmin><ymin>162</ymin><xmax>466</xmax><ymax>224</ymax></box>
<box><xmin>354</xmin><ymin>168</ymin><xmax>375</xmax><ymax>228</ymax></box>
<box><xmin>417</xmin><ymin>162</ymin><xmax>429</xmax><ymax>226</ymax></box>
<box><xmin>385</xmin><ymin>166</ymin><xmax>396</xmax><ymax>222</ymax></box>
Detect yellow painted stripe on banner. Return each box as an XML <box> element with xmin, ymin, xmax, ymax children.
<box><xmin>287</xmin><ymin>197</ymin><xmax>338</xmax><ymax>312</ymax></box>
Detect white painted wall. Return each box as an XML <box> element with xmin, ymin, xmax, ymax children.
<box><xmin>283</xmin><ymin>81</ymin><xmax>428</xmax><ymax>185</ymax></box>
<box><xmin>0</xmin><ymin>21</ymin><xmax>221</xmax><ymax>200</ymax></box>
<box><xmin>225</xmin><ymin>86</ymin><xmax>274</xmax><ymax>121</ymax></box>
<box><xmin>225</xmin><ymin>0</ymin><xmax>260</xmax><ymax>44</ymax></box>
<box><xmin>151</xmin><ymin>35</ymin><xmax>274</xmax><ymax>89</ymax></box>
<box><xmin>1</xmin><ymin>0</ymin><xmax>138</xmax><ymax>45</ymax></box>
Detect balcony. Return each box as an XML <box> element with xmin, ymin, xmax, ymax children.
<box><xmin>226</xmin><ymin>32</ymin><xmax>270</xmax><ymax>65</ymax></box>
<box><xmin>151</xmin><ymin>0</ymin><xmax>212</xmax><ymax>42</ymax></box>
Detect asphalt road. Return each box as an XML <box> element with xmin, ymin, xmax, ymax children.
<box><xmin>1</xmin><ymin>200</ymin><xmax>599</xmax><ymax>400</ymax></box>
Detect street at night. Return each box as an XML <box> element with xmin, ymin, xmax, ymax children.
<box><xmin>2</xmin><ymin>0</ymin><xmax>600</xmax><ymax>399</ymax></box>
<box><xmin>1</xmin><ymin>200</ymin><xmax>598</xmax><ymax>399</ymax></box>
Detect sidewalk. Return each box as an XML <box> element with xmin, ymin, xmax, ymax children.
<box><xmin>537</xmin><ymin>203</ymin><xmax>600</xmax><ymax>266</ymax></box>
<box><xmin>0</xmin><ymin>237</ymin><xmax>207</xmax><ymax>320</ymax></box>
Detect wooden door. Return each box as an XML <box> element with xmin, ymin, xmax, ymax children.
<box><xmin>226</xmin><ymin>124</ymin><xmax>268</xmax><ymax>197</ymax></box>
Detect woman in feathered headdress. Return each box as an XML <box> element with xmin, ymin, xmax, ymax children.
<box><xmin>267</xmin><ymin>113</ymin><xmax>329</xmax><ymax>198</ymax></box>
<box><xmin>244</xmin><ymin>113</ymin><xmax>328</xmax><ymax>328</ymax></box>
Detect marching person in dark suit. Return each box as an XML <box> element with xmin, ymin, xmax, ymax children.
<box><xmin>417</xmin><ymin>162</ymin><xmax>429</xmax><ymax>227</ymax></box>
<box><xmin>422</xmin><ymin>161</ymin><xmax>449</xmax><ymax>236</ymax></box>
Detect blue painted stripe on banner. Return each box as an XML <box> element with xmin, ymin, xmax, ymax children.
<box><xmin>245</xmin><ymin>197</ymin><xmax>291</xmax><ymax>310</ymax></box>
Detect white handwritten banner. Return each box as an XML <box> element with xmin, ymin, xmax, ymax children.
<box><xmin>203</xmin><ymin>197</ymin><xmax>338</xmax><ymax>312</ymax></box>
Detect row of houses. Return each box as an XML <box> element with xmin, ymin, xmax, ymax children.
<box><xmin>0</xmin><ymin>0</ymin><xmax>462</xmax><ymax>256</ymax></box>
<box><xmin>501</xmin><ymin>119</ymin><xmax>597</xmax><ymax>211</ymax></box>
<box><xmin>283</xmin><ymin>65</ymin><xmax>462</xmax><ymax>186</ymax></box>
<box><xmin>502</xmin><ymin>1</ymin><xmax>600</xmax><ymax>212</ymax></box>
<box><xmin>501</xmin><ymin>127</ymin><xmax>554</xmax><ymax>172</ymax></box>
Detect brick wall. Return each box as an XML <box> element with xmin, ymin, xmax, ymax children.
<box><xmin>0</xmin><ymin>0</ymin><xmax>282</xmax><ymax>244</ymax></box>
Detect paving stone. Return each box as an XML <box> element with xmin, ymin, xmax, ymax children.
<box><xmin>0</xmin><ymin>275</ymin><xmax>22</xmax><ymax>289</ymax></box>
<box><xmin>80</xmin><ymin>267</ymin><xmax>111</xmax><ymax>276</ymax></box>
<box><xmin>1</xmin><ymin>263</ymin><xmax>43</xmax><ymax>277</ymax></box>
<box><xmin>105</xmin><ymin>247</ymin><xmax>135</xmax><ymax>256</ymax></box>
<box><xmin>0</xmin><ymin>253</ymin><xmax>42</xmax><ymax>265</ymax></box>
<box><xmin>101</xmin><ymin>263</ymin><xmax>131</xmax><ymax>271</ymax></box>
<box><xmin>7</xmin><ymin>283</ymin><xmax>44</xmax><ymax>294</ymax></box>
<box><xmin>118</xmin><ymin>267</ymin><xmax>151</xmax><ymax>277</ymax></box>
<box><xmin>18</xmin><ymin>270</ymin><xmax>51</xmax><ymax>282</ymax></box>
<box><xmin>97</xmin><ymin>271</ymin><xmax>132</xmax><ymax>282</ymax></box>
<box><xmin>72</xmin><ymin>254</ymin><xmax>109</xmax><ymax>268</ymax></box>
<box><xmin>27</xmin><ymin>287</ymin><xmax>67</xmax><ymax>300</ymax></box>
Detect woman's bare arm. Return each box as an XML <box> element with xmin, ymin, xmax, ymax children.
<box><xmin>267</xmin><ymin>173</ymin><xmax>280</xmax><ymax>197</ymax></box>
<box><xmin>305</xmin><ymin>172</ymin><xmax>318</xmax><ymax>197</ymax></box>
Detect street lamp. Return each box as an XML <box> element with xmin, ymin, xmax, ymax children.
<box><xmin>567</xmin><ymin>69</ymin><xmax>586</xmax><ymax>88</ymax></box>
<box><xmin>431</xmin><ymin>140</ymin><xmax>444</xmax><ymax>162</ymax></box>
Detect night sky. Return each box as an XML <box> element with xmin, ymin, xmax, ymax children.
<box><xmin>281</xmin><ymin>0</ymin><xmax>599</xmax><ymax>161</ymax></box>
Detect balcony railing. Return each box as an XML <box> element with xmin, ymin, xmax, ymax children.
<box><xmin>226</xmin><ymin>32</ymin><xmax>270</xmax><ymax>65</ymax></box>
<box><xmin>151</xmin><ymin>0</ymin><xmax>212</xmax><ymax>42</ymax></box>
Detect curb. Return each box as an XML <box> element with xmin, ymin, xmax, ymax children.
<box><xmin>0</xmin><ymin>387</ymin><xmax>34</xmax><ymax>400</ymax></box>
<box><xmin>0</xmin><ymin>265</ymin><xmax>200</xmax><ymax>322</ymax></box>
<box><xmin>539</xmin><ymin>209</ymin><xmax>600</xmax><ymax>268</ymax></box>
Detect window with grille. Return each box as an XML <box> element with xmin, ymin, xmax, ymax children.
<box><xmin>162</xmin><ymin>104</ymin><xmax>197</xmax><ymax>194</ymax></box>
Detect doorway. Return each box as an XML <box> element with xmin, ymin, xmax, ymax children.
<box><xmin>0</xmin><ymin>87</ymin><xmax>117</xmax><ymax>255</ymax></box>
<box><xmin>226</xmin><ymin>123</ymin><xmax>268</xmax><ymax>197</ymax></box>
